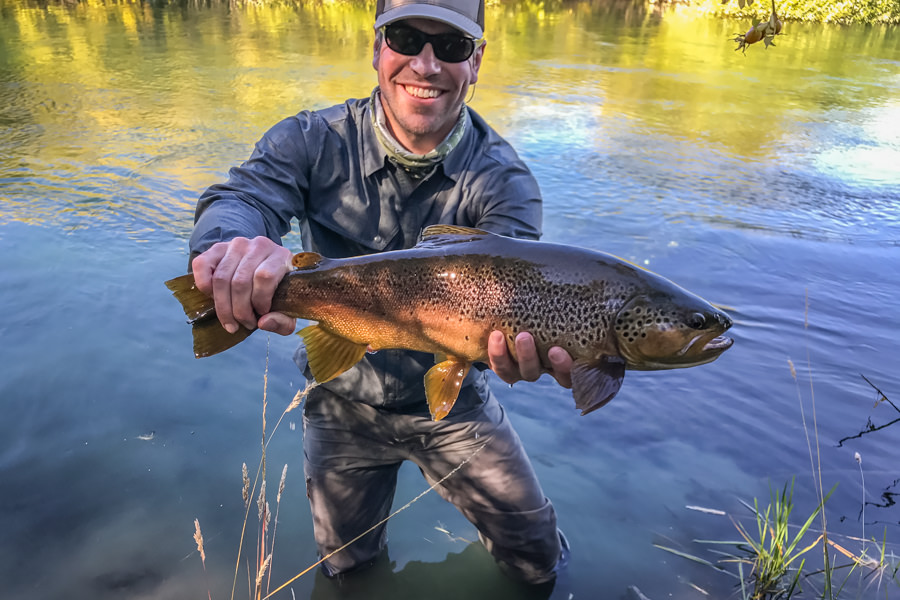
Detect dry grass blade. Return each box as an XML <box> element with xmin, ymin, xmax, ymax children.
<box><xmin>242</xmin><ymin>463</ymin><xmax>250</xmax><ymax>508</ymax></box>
<box><xmin>277</xmin><ymin>465</ymin><xmax>287</xmax><ymax>504</ymax></box>
<box><xmin>267</xmin><ymin>464</ymin><xmax>288</xmax><ymax>594</ymax></box>
<box><xmin>257</xmin><ymin>480</ymin><xmax>267</xmax><ymax>522</ymax></box>
<box><xmin>194</xmin><ymin>518</ymin><xmax>206</xmax><ymax>564</ymax></box>
<box><xmin>286</xmin><ymin>385</ymin><xmax>308</xmax><ymax>413</ymax></box>
<box><xmin>255</xmin><ymin>554</ymin><xmax>272</xmax><ymax>598</ymax></box>
<box><xmin>263</xmin><ymin>441</ymin><xmax>490</xmax><ymax>600</ymax></box>
<box><xmin>193</xmin><ymin>518</ymin><xmax>212</xmax><ymax>600</ymax></box>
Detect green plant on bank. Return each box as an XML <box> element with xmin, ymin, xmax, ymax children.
<box><xmin>694</xmin><ymin>0</ymin><xmax>900</xmax><ymax>24</ymax></box>
<box><xmin>657</xmin><ymin>296</ymin><xmax>900</xmax><ymax>598</ymax></box>
<box><xmin>656</xmin><ymin>480</ymin><xmax>827</xmax><ymax>599</ymax></box>
<box><xmin>711</xmin><ymin>480</ymin><xmax>830</xmax><ymax>599</ymax></box>
<box><xmin>656</xmin><ymin>481</ymin><xmax>900</xmax><ymax>599</ymax></box>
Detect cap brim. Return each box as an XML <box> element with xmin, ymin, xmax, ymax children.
<box><xmin>374</xmin><ymin>5</ymin><xmax>482</xmax><ymax>39</ymax></box>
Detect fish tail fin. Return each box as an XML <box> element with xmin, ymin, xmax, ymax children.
<box><xmin>165</xmin><ymin>273</ymin><xmax>254</xmax><ymax>357</ymax></box>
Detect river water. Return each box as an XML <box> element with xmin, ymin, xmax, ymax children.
<box><xmin>1</xmin><ymin>1</ymin><xmax>899</xmax><ymax>599</ymax></box>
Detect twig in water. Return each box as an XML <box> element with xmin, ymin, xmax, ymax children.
<box><xmin>266</xmin><ymin>464</ymin><xmax>288</xmax><ymax>594</ymax></box>
<box><xmin>837</xmin><ymin>416</ymin><xmax>900</xmax><ymax>448</ymax></box>
<box><xmin>837</xmin><ymin>376</ymin><xmax>899</xmax><ymax>447</ymax></box>
<box><xmin>860</xmin><ymin>374</ymin><xmax>898</xmax><ymax>413</ymax></box>
<box><xmin>856</xmin><ymin>452</ymin><xmax>866</xmax><ymax>555</ymax></box>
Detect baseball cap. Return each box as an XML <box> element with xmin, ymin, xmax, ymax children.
<box><xmin>374</xmin><ymin>0</ymin><xmax>485</xmax><ymax>39</ymax></box>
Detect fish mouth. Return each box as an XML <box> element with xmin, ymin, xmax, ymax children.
<box><xmin>674</xmin><ymin>332</ymin><xmax>733</xmax><ymax>365</ymax></box>
<box><xmin>703</xmin><ymin>335</ymin><xmax>734</xmax><ymax>353</ymax></box>
<box><xmin>630</xmin><ymin>332</ymin><xmax>733</xmax><ymax>370</ymax></box>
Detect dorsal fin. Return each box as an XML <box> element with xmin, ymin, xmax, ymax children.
<box><xmin>421</xmin><ymin>224</ymin><xmax>490</xmax><ymax>239</ymax></box>
<box><xmin>416</xmin><ymin>225</ymin><xmax>492</xmax><ymax>249</ymax></box>
<box><xmin>292</xmin><ymin>251</ymin><xmax>323</xmax><ymax>270</ymax></box>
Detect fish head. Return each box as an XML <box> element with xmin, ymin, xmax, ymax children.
<box><xmin>612</xmin><ymin>290</ymin><xmax>733</xmax><ymax>371</ymax></box>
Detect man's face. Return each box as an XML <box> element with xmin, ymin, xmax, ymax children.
<box><xmin>373</xmin><ymin>18</ymin><xmax>484</xmax><ymax>155</ymax></box>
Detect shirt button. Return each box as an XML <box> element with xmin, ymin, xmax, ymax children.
<box><xmin>374</xmin><ymin>235</ymin><xmax>382</xmax><ymax>243</ymax></box>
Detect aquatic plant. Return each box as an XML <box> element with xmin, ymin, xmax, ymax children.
<box><xmin>191</xmin><ymin>340</ymin><xmax>311</xmax><ymax>600</ymax></box>
<box><xmin>656</xmin><ymin>295</ymin><xmax>900</xmax><ymax>598</ymax></box>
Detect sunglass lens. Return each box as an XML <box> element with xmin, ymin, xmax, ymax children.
<box><xmin>384</xmin><ymin>24</ymin><xmax>475</xmax><ymax>63</ymax></box>
<box><xmin>433</xmin><ymin>35</ymin><xmax>475</xmax><ymax>63</ymax></box>
<box><xmin>385</xmin><ymin>24</ymin><xmax>425</xmax><ymax>56</ymax></box>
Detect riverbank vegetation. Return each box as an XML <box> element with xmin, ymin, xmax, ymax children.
<box><xmin>657</xmin><ymin>362</ymin><xmax>900</xmax><ymax>598</ymax></box>
<box><xmin>694</xmin><ymin>0</ymin><xmax>900</xmax><ymax>25</ymax></box>
<box><xmin>8</xmin><ymin>0</ymin><xmax>900</xmax><ymax>26</ymax></box>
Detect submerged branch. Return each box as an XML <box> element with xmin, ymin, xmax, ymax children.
<box><xmin>837</xmin><ymin>376</ymin><xmax>898</xmax><ymax>447</ymax></box>
<box><xmin>837</xmin><ymin>416</ymin><xmax>900</xmax><ymax>448</ymax></box>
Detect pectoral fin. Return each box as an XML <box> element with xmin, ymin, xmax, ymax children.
<box><xmin>424</xmin><ymin>359</ymin><xmax>471</xmax><ymax>421</ymax></box>
<box><xmin>570</xmin><ymin>357</ymin><xmax>626</xmax><ymax>415</ymax></box>
<box><xmin>298</xmin><ymin>324</ymin><xmax>367</xmax><ymax>383</ymax></box>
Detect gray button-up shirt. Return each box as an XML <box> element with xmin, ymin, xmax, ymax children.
<box><xmin>190</xmin><ymin>92</ymin><xmax>542</xmax><ymax>412</ymax></box>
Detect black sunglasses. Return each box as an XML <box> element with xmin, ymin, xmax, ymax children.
<box><xmin>382</xmin><ymin>22</ymin><xmax>480</xmax><ymax>63</ymax></box>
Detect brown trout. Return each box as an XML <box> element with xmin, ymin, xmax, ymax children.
<box><xmin>166</xmin><ymin>225</ymin><xmax>733</xmax><ymax>420</ymax></box>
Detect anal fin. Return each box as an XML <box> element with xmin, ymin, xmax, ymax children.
<box><xmin>571</xmin><ymin>356</ymin><xmax>626</xmax><ymax>415</ymax></box>
<box><xmin>298</xmin><ymin>324</ymin><xmax>367</xmax><ymax>383</ymax></box>
<box><xmin>424</xmin><ymin>359</ymin><xmax>471</xmax><ymax>421</ymax></box>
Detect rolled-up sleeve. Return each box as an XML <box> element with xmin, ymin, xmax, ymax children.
<box><xmin>189</xmin><ymin>114</ymin><xmax>315</xmax><ymax>256</ymax></box>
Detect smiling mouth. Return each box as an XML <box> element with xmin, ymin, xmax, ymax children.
<box><xmin>404</xmin><ymin>85</ymin><xmax>441</xmax><ymax>99</ymax></box>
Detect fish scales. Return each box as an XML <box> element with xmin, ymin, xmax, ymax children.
<box><xmin>274</xmin><ymin>255</ymin><xmax>515</xmax><ymax>360</ymax></box>
<box><xmin>166</xmin><ymin>225</ymin><xmax>733</xmax><ymax>420</ymax></box>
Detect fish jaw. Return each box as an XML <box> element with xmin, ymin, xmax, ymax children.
<box><xmin>614</xmin><ymin>292</ymin><xmax>734</xmax><ymax>371</ymax></box>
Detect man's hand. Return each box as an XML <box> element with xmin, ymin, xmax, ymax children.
<box><xmin>487</xmin><ymin>331</ymin><xmax>573</xmax><ymax>389</ymax></box>
<box><xmin>191</xmin><ymin>236</ymin><xmax>296</xmax><ymax>336</ymax></box>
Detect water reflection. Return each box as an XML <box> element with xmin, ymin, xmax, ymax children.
<box><xmin>1</xmin><ymin>2</ymin><xmax>900</xmax><ymax>599</ymax></box>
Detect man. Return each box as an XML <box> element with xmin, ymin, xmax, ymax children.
<box><xmin>188</xmin><ymin>0</ymin><xmax>573</xmax><ymax>585</ymax></box>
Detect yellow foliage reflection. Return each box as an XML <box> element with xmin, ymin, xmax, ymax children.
<box><xmin>1</xmin><ymin>1</ymin><xmax>897</xmax><ymax>235</ymax></box>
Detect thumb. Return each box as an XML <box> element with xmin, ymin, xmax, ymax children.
<box><xmin>258</xmin><ymin>313</ymin><xmax>297</xmax><ymax>336</ymax></box>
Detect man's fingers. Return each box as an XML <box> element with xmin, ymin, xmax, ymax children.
<box><xmin>513</xmin><ymin>332</ymin><xmax>542</xmax><ymax>382</ymax></box>
<box><xmin>210</xmin><ymin>239</ymin><xmax>248</xmax><ymax>334</ymax></box>
<box><xmin>547</xmin><ymin>346</ymin><xmax>574</xmax><ymax>389</ymax></box>
<box><xmin>201</xmin><ymin>237</ymin><xmax>283</xmax><ymax>333</ymax></box>
<box><xmin>251</xmin><ymin>248</ymin><xmax>293</xmax><ymax>316</ymax></box>
<box><xmin>191</xmin><ymin>242</ymin><xmax>228</xmax><ymax>296</ymax></box>
<box><xmin>258</xmin><ymin>313</ymin><xmax>296</xmax><ymax>336</ymax></box>
<box><xmin>487</xmin><ymin>330</ymin><xmax>518</xmax><ymax>384</ymax></box>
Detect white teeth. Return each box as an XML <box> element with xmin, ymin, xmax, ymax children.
<box><xmin>404</xmin><ymin>85</ymin><xmax>440</xmax><ymax>98</ymax></box>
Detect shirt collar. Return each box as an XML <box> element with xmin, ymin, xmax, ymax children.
<box><xmin>362</xmin><ymin>87</ymin><xmax>470</xmax><ymax>181</ymax></box>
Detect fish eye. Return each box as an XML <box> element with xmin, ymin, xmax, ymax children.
<box><xmin>688</xmin><ymin>313</ymin><xmax>707</xmax><ymax>330</ymax></box>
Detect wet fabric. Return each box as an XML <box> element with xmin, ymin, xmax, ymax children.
<box><xmin>302</xmin><ymin>384</ymin><xmax>564</xmax><ymax>584</ymax></box>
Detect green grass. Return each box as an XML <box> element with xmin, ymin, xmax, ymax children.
<box><xmin>657</xmin><ymin>297</ymin><xmax>900</xmax><ymax>598</ymax></box>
